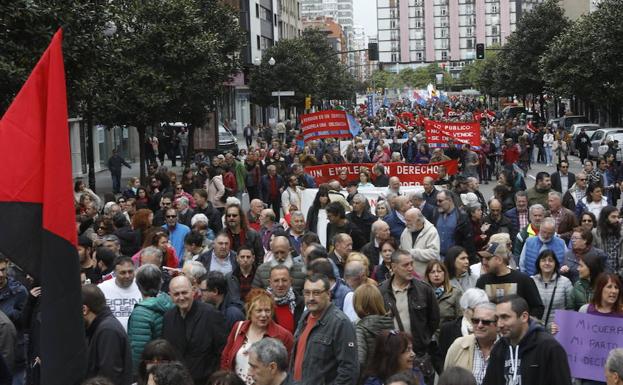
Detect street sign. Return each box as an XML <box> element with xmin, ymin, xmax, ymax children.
<box><xmin>272</xmin><ymin>91</ymin><xmax>295</xmax><ymax>96</ymax></box>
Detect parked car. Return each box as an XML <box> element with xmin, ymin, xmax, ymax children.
<box><xmin>570</xmin><ymin>123</ymin><xmax>600</xmax><ymax>155</ymax></box>
<box><xmin>589</xmin><ymin>128</ymin><xmax>623</xmax><ymax>159</ymax></box>
<box><xmin>502</xmin><ymin>106</ymin><xmax>527</xmax><ymax>120</ymax></box>
<box><xmin>559</xmin><ymin>115</ymin><xmax>588</xmax><ymax>134</ymax></box>
<box><xmin>547</xmin><ymin>118</ymin><xmax>561</xmax><ymax>130</ymax></box>
<box><xmin>218</xmin><ymin>124</ymin><xmax>239</xmax><ymax>154</ymax></box>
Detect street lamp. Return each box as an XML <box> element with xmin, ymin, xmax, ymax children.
<box><xmin>268</xmin><ymin>57</ymin><xmax>280</xmax><ymax>121</ymax></box>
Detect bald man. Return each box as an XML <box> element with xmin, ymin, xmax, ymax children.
<box><xmin>252</xmin><ymin>236</ymin><xmax>306</xmax><ymax>294</ymax></box>
<box><xmin>400</xmin><ymin>208</ymin><xmax>440</xmax><ymax>277</ymax></box>
<box><xmin>361</xmin><ymin>220</ymin><xmax>391</xmax><ymax>273</ymax></box>
<box><xmin>163</xmin><ymin>276</ymin><xmax>227</xmax><ymax>384</ymax></box>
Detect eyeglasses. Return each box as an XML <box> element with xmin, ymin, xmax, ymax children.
<box><xmin>471</xmin><ymin>318</ymin><xmax>497</xmax><ymax>326</ymax></box>
<box><xmin>303</xmin><ymin>289</ymin><xmax>326</xmax><ymax>297</ymax></box>
<box><xmin>226</xmin><ymin>213</ymin><xmax>239</xmax><ymax>218</ymax></box>
<box><xmin>165</xmin><ymin>215</ymin><xmax>177</xmax><ymax>219</ymax></box>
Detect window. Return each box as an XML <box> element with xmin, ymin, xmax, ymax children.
<box><xmin>256</xmin><ymin>35</ymin><xmax>260</xmax><ymax>50</ymax></box>
<box><xmin>256</xmin><ymin>3</ymin><xmax>259</xmax><ymax>18</ymax></box>
<box><xmin>416</xmin><ymin>52</ymin><xmax>423</xmax><ymax>61</ymax></box>
<box><xmin>441</xmin><ymin>51</ymin><xmax>448</xmax><ymax>60</ymax></box>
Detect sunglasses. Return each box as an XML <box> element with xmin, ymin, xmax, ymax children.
<box><xmin>165</xmin><ymin>215</ymin><xmax>177</xmax><ymax>218</ymax></box>
<box><xmin>471</xmin><ymin>318</ymin><xmax>496</xmax><ymax>326</ymax></box>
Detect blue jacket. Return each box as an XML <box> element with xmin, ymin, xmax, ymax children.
<box><xmin>260</xmin><ymin>174</ymin><xmax>285</xmax><ymax>202</ymax></box>
<box><xmin>0</xmin><ymin>278</ymin><xmax>27</xmax><ymax>325</ymax></box>
<box><xmin>384</xmin><ymin>211</ymin><xmax>406</xmax><ymax>240</ymax></box>
<box><xmin>520</xmin><ymin>236</ymin><xmax>566</xmax><ymax>276</ymax></box>
<box><xmin>162</xmin><ymin>223</ymin><xmax>190</xmax><ymax>263</ymax></box>
<box><xmin>331</xmin><ymin>279</ymin><xmax>352</xmax><ymax>312</ymax></box>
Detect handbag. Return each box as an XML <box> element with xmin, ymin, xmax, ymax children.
<box><xmin>543</xmin><ymin>276</ymin><xmax>558</xmax><ymax>327</ymax></box>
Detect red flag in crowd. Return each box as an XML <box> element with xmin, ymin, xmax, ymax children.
<box><xmin>526</xmin><ymin>120</ymin><xmax>537</xmax><ymax>133</ymax></box>
<box><xmin>0</xmin><ymin>29</ymin><xmax>87</xmax><ymax>384</ymax></box>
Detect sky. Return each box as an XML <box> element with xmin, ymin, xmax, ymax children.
<box><xmin>353</xmin><ymin>0</ymin><xmax>378</xmax><ymax>37</ymax></box>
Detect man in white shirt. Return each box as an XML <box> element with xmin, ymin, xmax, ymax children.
<box><xmin>281</xmin><ymin>175</ymin><xmax>303</xmax><ymax>216</ymax></box>
<box><xmin>97</xmin><ymin>256</ymin><xmax>142</xmax><ymax>331</ymax></box>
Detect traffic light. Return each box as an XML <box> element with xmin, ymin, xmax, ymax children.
<box><xmin>476</xmin><ymin>43</ymin><xmax>485</xmax><ymax>59</ymax></box>
<box><xmin>305</xmin><ymin>95</ymin><xmax>311</xmax><ymax>110</ymax></box>
<box><xmin>368</xmin><ymin>42</ymin><xmax>379</xmax><ymax>61</ymax></box>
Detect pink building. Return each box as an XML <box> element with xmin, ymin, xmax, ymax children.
<box><xmin>376</xmin><ymin>0</ymin><xmax>544</xmax><ymax>76</ymax></box>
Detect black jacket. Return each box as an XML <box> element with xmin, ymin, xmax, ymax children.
<box><xmin>379</xmin><ymin>276</ymin><xmax>440</xmax><ymax>354</ymax></box>
<box><xmin>550</xmin><ymin>171</ymin><xmax>576</xmax><ymax>194</ymax></box>
<box><xmin>114</xmin><ymin>225</ymin><xmax>140</xmax><ymax>257</ymax></box>
<box><xmin>162</xmin><ymin>301</ymin><xmax>227</xmax><ymax>384</ymax></box>
<box><xmin>374</xmin><ymin>174</ymin><xmax>389</xmax><ymax>187</ymax></box>
<box><xmin>360</xmin><ymin>241</ymin><xmax>380</xmax><ymax>274</ymax></box>
<box><xmin>291</xmin><ymin>303</ymin><xmax>359</xmax><ymax>385</ymax></box>
<box><xmin>86</xmin><ymin>309</ymin><xmax>132</xmax><ymax>385</ymax></box>
<box><xmin>346</xmin><ymin>211</ymin><xmax>377</xmax><ymax>245</ymax></box>
<box><xmin>483</xmin><ymin>320</ymin><xmax>572</xmax><ymax>385</ymax></box>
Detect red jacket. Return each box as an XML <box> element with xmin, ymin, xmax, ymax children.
<box><xmin>220</xmin><ymin>319</ymin><xmax>294</xmax><ymax>370</ymax></box>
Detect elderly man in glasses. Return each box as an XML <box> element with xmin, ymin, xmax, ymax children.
<box><xmin>562</xmin><ymin>171</ymin><xmax>588</xmax><ymax>212</ymax></box>
<box><xmin>444</xmin><ymin>302</ymin><xmax>499</xmax><ymax>385</ymax></box>
<box><xmin>162</xmin><ymin>207</ymin><xmax>190</xmax><ymax>262</ymax></box>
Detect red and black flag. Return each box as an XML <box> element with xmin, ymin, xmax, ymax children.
<box><xmin>0</xmin><ymin>30</ymin><xmax>87</xmax><ymax>384</ymax></box>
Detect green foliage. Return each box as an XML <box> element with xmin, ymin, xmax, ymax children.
<box><xmin>0</xmin><ymin>1</ymin><xmax>112</xmax><ymax>115</ymax></box>
<box><xmin>368</xmin><ymin>64</ymin><xmax>452</xmax><ymax>91</ymax></box>
<box><xmin>97</xmin><ymin>0</ymin><xmax>244</xmax><ymax>128</ymax></box>
<box><xmin>540</xmin><ymin>0</ymin><xmax>623</xmax><ymax>104</ymax></box>
<box><xmin>475</xmin><ymin>0</ymin><xmax>569</xmax><ymax>96</ymax></box>
<box><xmin>249</xmin><ymin>28</ymin><xmax>357</xmax><ymax>108</ymax></box>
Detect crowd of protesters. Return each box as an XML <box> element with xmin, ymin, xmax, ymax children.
<box><xmin>3</xmin><ymin>98</ymin><xmax>623</xmax><ymax>385</ymax></box>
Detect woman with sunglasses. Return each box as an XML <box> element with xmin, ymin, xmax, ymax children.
<box><xmin>530</xmin><ymin>250</ymin><xmax>573</xmax><ymax>330</ymax></box>
<box><xmin>362</xmin><ymin>330</ymin><xmax>425</xmax><ymax>385</ymax></box>
<box><xmin>174</xmin><ymin>183</ymin><xmax>196</xmax><ymax>209</ymax></box>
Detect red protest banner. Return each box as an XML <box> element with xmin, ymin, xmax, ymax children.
<box><xmin>424</xmin><ymin>120</ymin><xmax>482</xmax><ymax>148</ymax></box>
<box><xmin>304</xmin><ymin>159</ymin><xmax>458</xmax><ymax>186</ymax></box>
<box><xmin>301</xmin><ymin>110</ymin><xmax>351</xmax><ymax>142</ymax></box>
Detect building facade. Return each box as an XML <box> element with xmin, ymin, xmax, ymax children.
<box><xmin>377</xmin><ymin>0</ymin><xmax>544</xmax><ymax>75</ymax></box>
<box><xmin>301</xmin><ymin>0</ymin><xmax>355</xmax><ymax>70</ymax></box>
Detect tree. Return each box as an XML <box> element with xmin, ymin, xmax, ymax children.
<box><xmin>96</xmin><ymin>0</ymin><xmax>244</xmax><ymax>179</ymax></box>
<box><xmin>488</xmin><ymin>0</ymin><xmax>569</xmax><ymax>96</ymax></box>
<box><xmin>0</xmin><ymin>1</ymin><xmax>112</xmax><ymax>115</ymax></box>
<box><xmin>249</xmin><ymin>29</ymin><xmax>358</xmax><ymax>109</ymax></box>
<box><xmin>461</xmin><ymin>48</ymin><xmax>498</xmax><ymax>90</ymax></box>
<box><xmin>541</xmin><ymin>0</ymin><xmax>623</xmax><ymax>108</ymax></box>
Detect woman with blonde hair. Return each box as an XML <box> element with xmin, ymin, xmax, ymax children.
<box><xmin>220</xmin><ymin>288</ymin><xmax>293</xmax><ymax>384</ymax></box>
<box><xmin>354</xmin><ymin>284</ymin><xmax>395</xmax><ymax>372</ymax></box>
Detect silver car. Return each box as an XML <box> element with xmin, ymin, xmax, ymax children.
<box><xmin>589</xmin><ymin>128</ymin><xmax>623</xmax><ymax>159</ymax></box>
<box><xmin>570</xmin><ymin>123</ymin><xmax>600</xmax><ymax>154</ymax></box>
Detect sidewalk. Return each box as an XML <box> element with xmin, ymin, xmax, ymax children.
<box><xmin>94</xmin><ymin>130</ymin><xmax>248</xmax><ymax>196</ymax></box>
<box><xmin>94</xmin><ymin>160</ymin><xmax>186</xmax><ymax>196</ymax></box>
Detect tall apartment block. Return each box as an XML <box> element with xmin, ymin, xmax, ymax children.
<box><xmin>377</xmin><ymin>0</ymin><xmax>544</xmax><ymax>75</ymax></box>
<box><xmin>301</xmin><ymin>0</ymin><xmax>356</xmax><ymax>70</ymax></box>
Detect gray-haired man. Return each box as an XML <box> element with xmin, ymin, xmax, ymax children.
<box><xmin>249</xmin><ymin>338</ymin><xmax>295</xmax><ymax>385</ymax></box>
